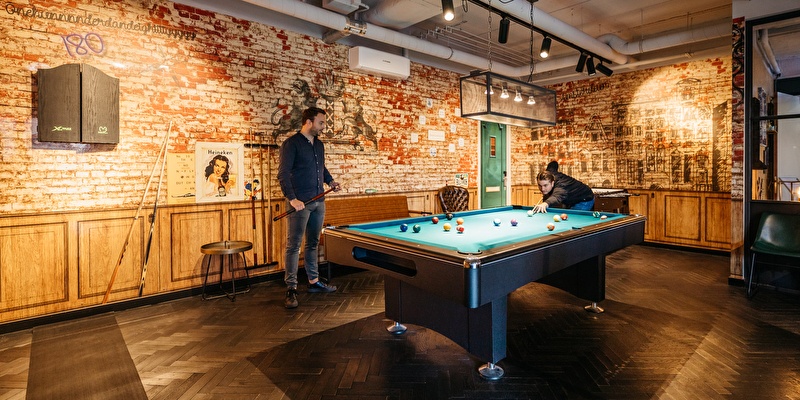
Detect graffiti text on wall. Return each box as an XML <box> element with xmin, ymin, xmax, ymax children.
<box><xmin>5</xmin><ymin>2</ymin><xmax>196</xmax><ymax>41</ymax></box>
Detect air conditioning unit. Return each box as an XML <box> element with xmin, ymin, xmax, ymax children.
<box><xmin>348</xmin><ymin>47</ymin><xmax>410</xmax><ymax>80</ymax></box>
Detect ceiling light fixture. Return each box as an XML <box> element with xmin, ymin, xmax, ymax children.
<box><xmin>575</xmin><ymin>53</ymin><xmax>588</xmax><ymax>73</ymax></box>
<box><xmin>500</xmin><ymin>87</ymin><xmax>509</xmax><ymax>99</ymax></box>
<box><xmin>441</xmin><ymin>0</ymin><xmax>455</xmax><ymax>21</ymax></box>
<box><xmin>527</xmin><ymin>95</ymin><xmax>536</xmax><ymax>105</ymax></box>
<box><xmin>596</xmin><ymin>62</ymin><xmax>614</xmax><ymax>77</ymax></box>
<box><xmin>539</xmin><ymin>36</ymin><xmax>551</xmax><ymax>58</ymax></box>
<box><xmin>586</xmin><ymin>57</ymin><xmax>596</xmax><ymax>76</ymax></box>
<box><xmin>498</xmin><ymin>15</ymin><xmax>510</xmax><ymax>44</ymax></box>
<box><xmin>514</xmin><ymin>90</ymin><xmax>523</xmax><ymax>102</ymax></box>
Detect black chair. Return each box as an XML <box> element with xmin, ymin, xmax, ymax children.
<box><xmin>747</xmin><ymin>212</ymin><xmax>800</xmax><ymax>298</ymax></box>
<box><xmin>437</xmin><ymin>185</ymin><xmax>469</xmax><ymax>213</ymax></box>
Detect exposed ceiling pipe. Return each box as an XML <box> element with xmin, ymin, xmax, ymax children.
<box><xmin>756</xmin><ymin>29</ymin><xmax>782</xmax><ymax>77</ymax></box>
<box><xmin>359</xmin><ymin>0</ymin><xmax>441</xmax><ymax>29</ymax></box>
<box><xmin>239</xmin><ymin>0</ymin><xmax>523</xmax><ymax>76</ymax></box>
<box><xmin>482</xmin><ymin>0</ymin><xmax>628</xmax><ymax>65</ymax></box>
<box><xmin>597</xmin><ymin>20</ymin><xmax>731</xmax><ymax>55</ymax></box>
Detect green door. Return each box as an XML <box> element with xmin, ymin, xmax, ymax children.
<box><xmin>480</xmin><ymin>122</ymin><xmax>507</xmax><ymax>208</ymax></box>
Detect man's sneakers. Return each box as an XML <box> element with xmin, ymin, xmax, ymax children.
<box><xmin>285</xmin><ymin>289</ymin><xmax>298</xmax><ymax>309</ymax></box>
<box><xmin>307</xmin><ymin>281</ymin><xmax>337</xmax><ymax>293</ymax></box>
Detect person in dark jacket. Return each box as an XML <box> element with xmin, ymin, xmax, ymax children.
<box><xmin>277</xmin><ymin>107</ymin><xmax>341</xmax><ymax>309</ymax></box>
<box><xmin>532</xmin><ymin>170</ymin><xmax>594</xmax><ymax>213</ymax></box>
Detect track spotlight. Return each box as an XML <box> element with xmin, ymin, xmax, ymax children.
<box><xmin>441</xmin><ymin>0</ymin><xmax>455</xmax><ymax>21</ymax></box>
<box><xmin>500</xmin><ymin>87</ymin><xmax>509</xmax><ymax>99</ymax></box>
<box><xmin>514</xmin><ymin>90</ymin><xmax>523</xmax><ymax>102</ymax></box>
<box><xmin>575</xmin><ymin>53</ymin><xmax>587</xmax><ymax>73</ymax></box>
<box><xmin>596</xmin><ymin>62</ymin><xmax>614</xmax><ymax>76</ymax></box>
<box><xmin>539</xmin><ymin>36</ymin><xmax>551</xmax><ymax>58</ymax></box>
<box><xmin>498</xmin><ymin>16</ymin><xmax>510</xmax><ymax>44</ymax></box>
<box><xmin>527</xmin><ymin>95</ymin><xmax>536</xmax><ymax>105</ymax></box>
<box><xmin>586</xmin><ymin>57</ymin><xmax>596</xmax><ymax>76</ymax></box>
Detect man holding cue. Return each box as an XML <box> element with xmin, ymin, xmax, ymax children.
<box><xmin>277</xmin><ymin>106</ymin><xmax>341</xmax><ymax>309</ymax></box>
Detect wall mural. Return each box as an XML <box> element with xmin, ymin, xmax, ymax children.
<box><xmin>268</xmin><ymin>73</ymin><xmax>378</xmax><ymax>151</ymax></box>
<box><xmin>528</xmin><ymin>76</ymin><xmax>731</xmax><ymax>192</ymax></box>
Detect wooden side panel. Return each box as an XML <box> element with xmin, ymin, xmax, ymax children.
<box><xmin>78</xmin><ymin>217</ymin><xmax>144</xmax><ymax>298</ymax></box>
<box><xmin>0</xmin><ymin>223</ymin><xmax>68</xmax><ymax>311</ymax></box>
<box><xmin>705</xmin><ymin>196</ymin><xmax>732</xmax><ymax>246</ymax></box>
<box><xmin>663</xmin><ymin>194</ymin><xmax>702</xmax><ymax>241</ymax></box>
<box><xmin>627</xmin><ymin>190</ymin><xmax>652</xmax><ymax>239</ymax></box>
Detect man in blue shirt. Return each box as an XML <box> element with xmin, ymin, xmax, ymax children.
<box><xmin>277</xmin><ymin>107</ymin><xmax>341</xmax><ymax>309</ymax></box>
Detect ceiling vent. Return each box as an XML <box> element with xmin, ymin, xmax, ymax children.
<box><xmin>348</xmin><ymin>47</ymin><xmax>410</xmax><ymax>80</ymax></box>
<box><xmin>322</xmin><ymin>0</ymin><xmax>361</xmax><ymax>14</ymax></box>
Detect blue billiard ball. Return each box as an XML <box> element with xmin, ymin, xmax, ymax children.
<box><xmin>412</xmin><ymin>224</ymin><xmax>421</xmax><ymax>233</ymax></box>
<box><xmin>400</xmin><ymin>223</ymin><xmax>408</xmax><ymax>232</ymax></box>
<box><xmin>493</xmin><ymin>218</ymin><xmax>501</xmax><ymax>226</ymax></box>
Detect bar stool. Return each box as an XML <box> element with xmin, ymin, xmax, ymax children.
<box><xmin>200</xmin><ymin>240</ymin><xmax>252</xmax><ymax>301</ymax></box>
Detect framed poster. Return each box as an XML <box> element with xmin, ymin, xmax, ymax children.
<box><xmin>195</xmin><ymin>142</ymin><xmax>245</xmax><ymax>203</ymax></box>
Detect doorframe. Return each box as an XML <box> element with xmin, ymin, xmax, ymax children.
<box><xmin>477</xmin><ymin>122</ymin><xmax>511</xmax><ymax>209</ymax></box>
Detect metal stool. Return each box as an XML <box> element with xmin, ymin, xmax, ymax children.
<box><xmin>200</xmin><ymin>240</ymin><xmax>252</xmax><ymax>301</ymax></box>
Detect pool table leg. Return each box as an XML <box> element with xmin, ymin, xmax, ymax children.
<box><xmin>584</xmin><ymin>302</ymin><xmax>604</xmax><ymax>313</ymax></box>
<box><xmin>386</xmin><ymin>321</ymin><xmax>407</xmax><ymax>334</ymax></box>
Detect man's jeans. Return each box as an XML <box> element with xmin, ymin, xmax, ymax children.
<box><xmin>284</xmin><ymin>200</ymin><xmax>325</xmax><ymax>289</ymax></box>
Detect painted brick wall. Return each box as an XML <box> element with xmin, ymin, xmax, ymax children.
<box><xmin>1</xmin><ymin>0</ymin><xmax>731</xmax><ymax>215</ymax></box>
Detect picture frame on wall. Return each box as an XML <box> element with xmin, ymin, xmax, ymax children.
<box><xmin>195</xmin><ymin>142</ymin><xmax>245</xmax><ymax>203</ymax></box>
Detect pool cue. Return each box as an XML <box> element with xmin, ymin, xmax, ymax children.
<box><xmin>259</xmin><ymin>132</ymin><xmax>269</xmax><ymax>265</ymax></box>
<box><xmin>138</xmin><ymin>121</ymin><xmax>172</xmax><ymax>296</ymax></box>
<box><xmin>265</xmin><ymin>135</ymin><xmax>276</xmax><ymax>264</ymax></box>
<box><xmin>272</xmin><ymin>187</ymin><xmax>336</xmax><ymax>221</ymax></box>
<box><xmin>103</xmin><ymin>123</ymin><xmax>170</xmax><ymax>303</ymax></box>
<box><xmin>249</xmin><ymin>128</ymin><xmax>258</xmax><ymax>264</ymax></box>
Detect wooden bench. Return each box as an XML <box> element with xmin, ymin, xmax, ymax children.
<box><xmin>324</xmin><ymin>195</ymin><xmax>416</xmax><ymax>227</ymax></box>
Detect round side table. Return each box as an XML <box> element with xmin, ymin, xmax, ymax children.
<box><xmin>200</xmin><ymin>240</ymin><xmax>253</xmax><ymax>301</ymax></box>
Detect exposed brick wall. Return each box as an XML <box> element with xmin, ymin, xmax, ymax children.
<box><xmin>1</xmin><ymin>0</ymin><xmax>731</xmax><ymax>215</ymax></box>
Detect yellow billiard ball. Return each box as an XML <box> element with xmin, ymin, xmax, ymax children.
<box><xmin>443</xmin><ymin>223</ymin><xmax>452</xmax><ymax>231</ymax></box>
<box><xmin>553</xmin><ymin>215</ymin><xmax>562</xmax><ymax>222</ymax></box>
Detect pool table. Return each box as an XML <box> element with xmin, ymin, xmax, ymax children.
<box><xmin>323</xmin><ymin>205</ymin><xmax>646</xmax><ymax>379</ymax></box>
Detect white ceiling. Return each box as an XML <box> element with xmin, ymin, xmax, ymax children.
<box><xmin>176</xmin><ymin>0</ymin><xmax>744</xmax><ymax>84</ymax></box>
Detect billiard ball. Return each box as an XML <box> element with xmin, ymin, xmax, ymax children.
<box><xmin>446</xmin><ymin>213</ymin><xmax>454</xmax><ymax>220</ymax></box>
<box><xmin>546</xmin><ymin>223</ymin><xmax>555</xmax><ymax>231</ymax></box>
<box><xmin>593</xmin><ymin>211</ymin><xmax>601</xmax><ymax>218</ymax></box>
<box><xmin>600</xmin><ymin>215</ymin><xmax>608</xmax><ymax>219</ymax></box>
<box><xmin>553</xmin><ymin>215</ymin><xmax>562</xmax><ymax>222</ymax></box>
<box><xmin>400</xmin><ymin>223</ymin><xmax>408</xmax><ymax>232</ymax></box>
<box><xmin>510</xmin><ymin>219</ymin><xmax>518</xmax><ymax>226</ymax></box>
<box><xmin>456</xmin><ymin>217</ymin><xmax>464</xmax><ymax>225</ymax></box>
<box><xmin>560</xmin><ymin>213</ymin><xmax>568</xmax><ymax>221</ymax></box>
<box><xmin>412</xmin><ymin>224</ymin><xmax>421</xmax><ymax>233</ymax></box>
<box><xmin>493</xmin><ymin>218</ymin><xmax>501</xmax><ymax>226</ymax></box>
<box><xmin>443</xmin><ymin>223</ymin><xmax>452</xmax><ymax>231</ymax></box>
<box><xmin>457</xmin><ymin>225</ymin><xmax>465</xmax><ymax>233</ymax></box>
<box><xmin>527</xmin><ymin>210</ymin><xmax>534</xmax><ymax>217</ymax></box>
<box><xmin>432</xmin><ymin>216</ymin><xmax>439</xmax><ymax>224</ymax></box>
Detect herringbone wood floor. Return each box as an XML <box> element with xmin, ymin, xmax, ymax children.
<box><xmin>1</xmin><ymin>245</ymin><xmax>799</xmax><ymax>399</ymax></box>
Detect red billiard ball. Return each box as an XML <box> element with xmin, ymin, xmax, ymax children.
<box><xmin>560</xmin><ymin>213</ymin><xmax>568</xmax><ymax>221</ymax></box>
<box><xmin>432</xmin><ymin>216</ymin><xmax>439</xmax><ymax>224</ymax></box>
<box><xmin>457</xmin><ymin>225</ymin><xmax>465</xmax><ymax>233</ymax></box>
<box><xmin>546</xmin><ymin>223</ymin><xmax>555</xmax><ymax>231</ymax></box>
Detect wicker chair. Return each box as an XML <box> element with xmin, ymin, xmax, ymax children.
<box><xmin>437</xmin><ymin>185</ymin><xmax>469</xmax><ymax>213</ymax></box>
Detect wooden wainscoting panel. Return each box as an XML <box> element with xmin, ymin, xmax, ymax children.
<box><xmin>0</xmin><ymin>223</ymin><xmax>68</xmax><ymax>311</ymax></box>
<box><xmin>168</xmin><ymin>210</ymin><xmax>223</xmax><ymax>286</ymax></box>
<box><xmin>229</xmin><ymin>207</ymin><xmax>257</xmax><ymax>267</ymax></box>
<box><xmin>704</xmin><ymin>196</ymin><xmax>732</xmax><ymax>246</ymax></box>
<box><xmin>406</xmin><ymin>192</ymin><xmax>430</xmax><ymax>214</ymax></box>
<box><xmin>78</xmin><ymin>217</ymin><xmax>144</xmax><ymax>299</ymax></box>
<box><xmin>663</xmin><ymin>194</ymin><xmax>701</xmax><ymax>241</ymax></box>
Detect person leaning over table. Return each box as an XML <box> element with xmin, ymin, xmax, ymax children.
<box><xmin>532</xmin><ymin>170</ymin><xmax>595</xmax><ymax>213</ymax></box>
<box><xmin>277</xmin><ymin>106</ymin><xmax>341</xmax><ymax>309</ymax></box>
